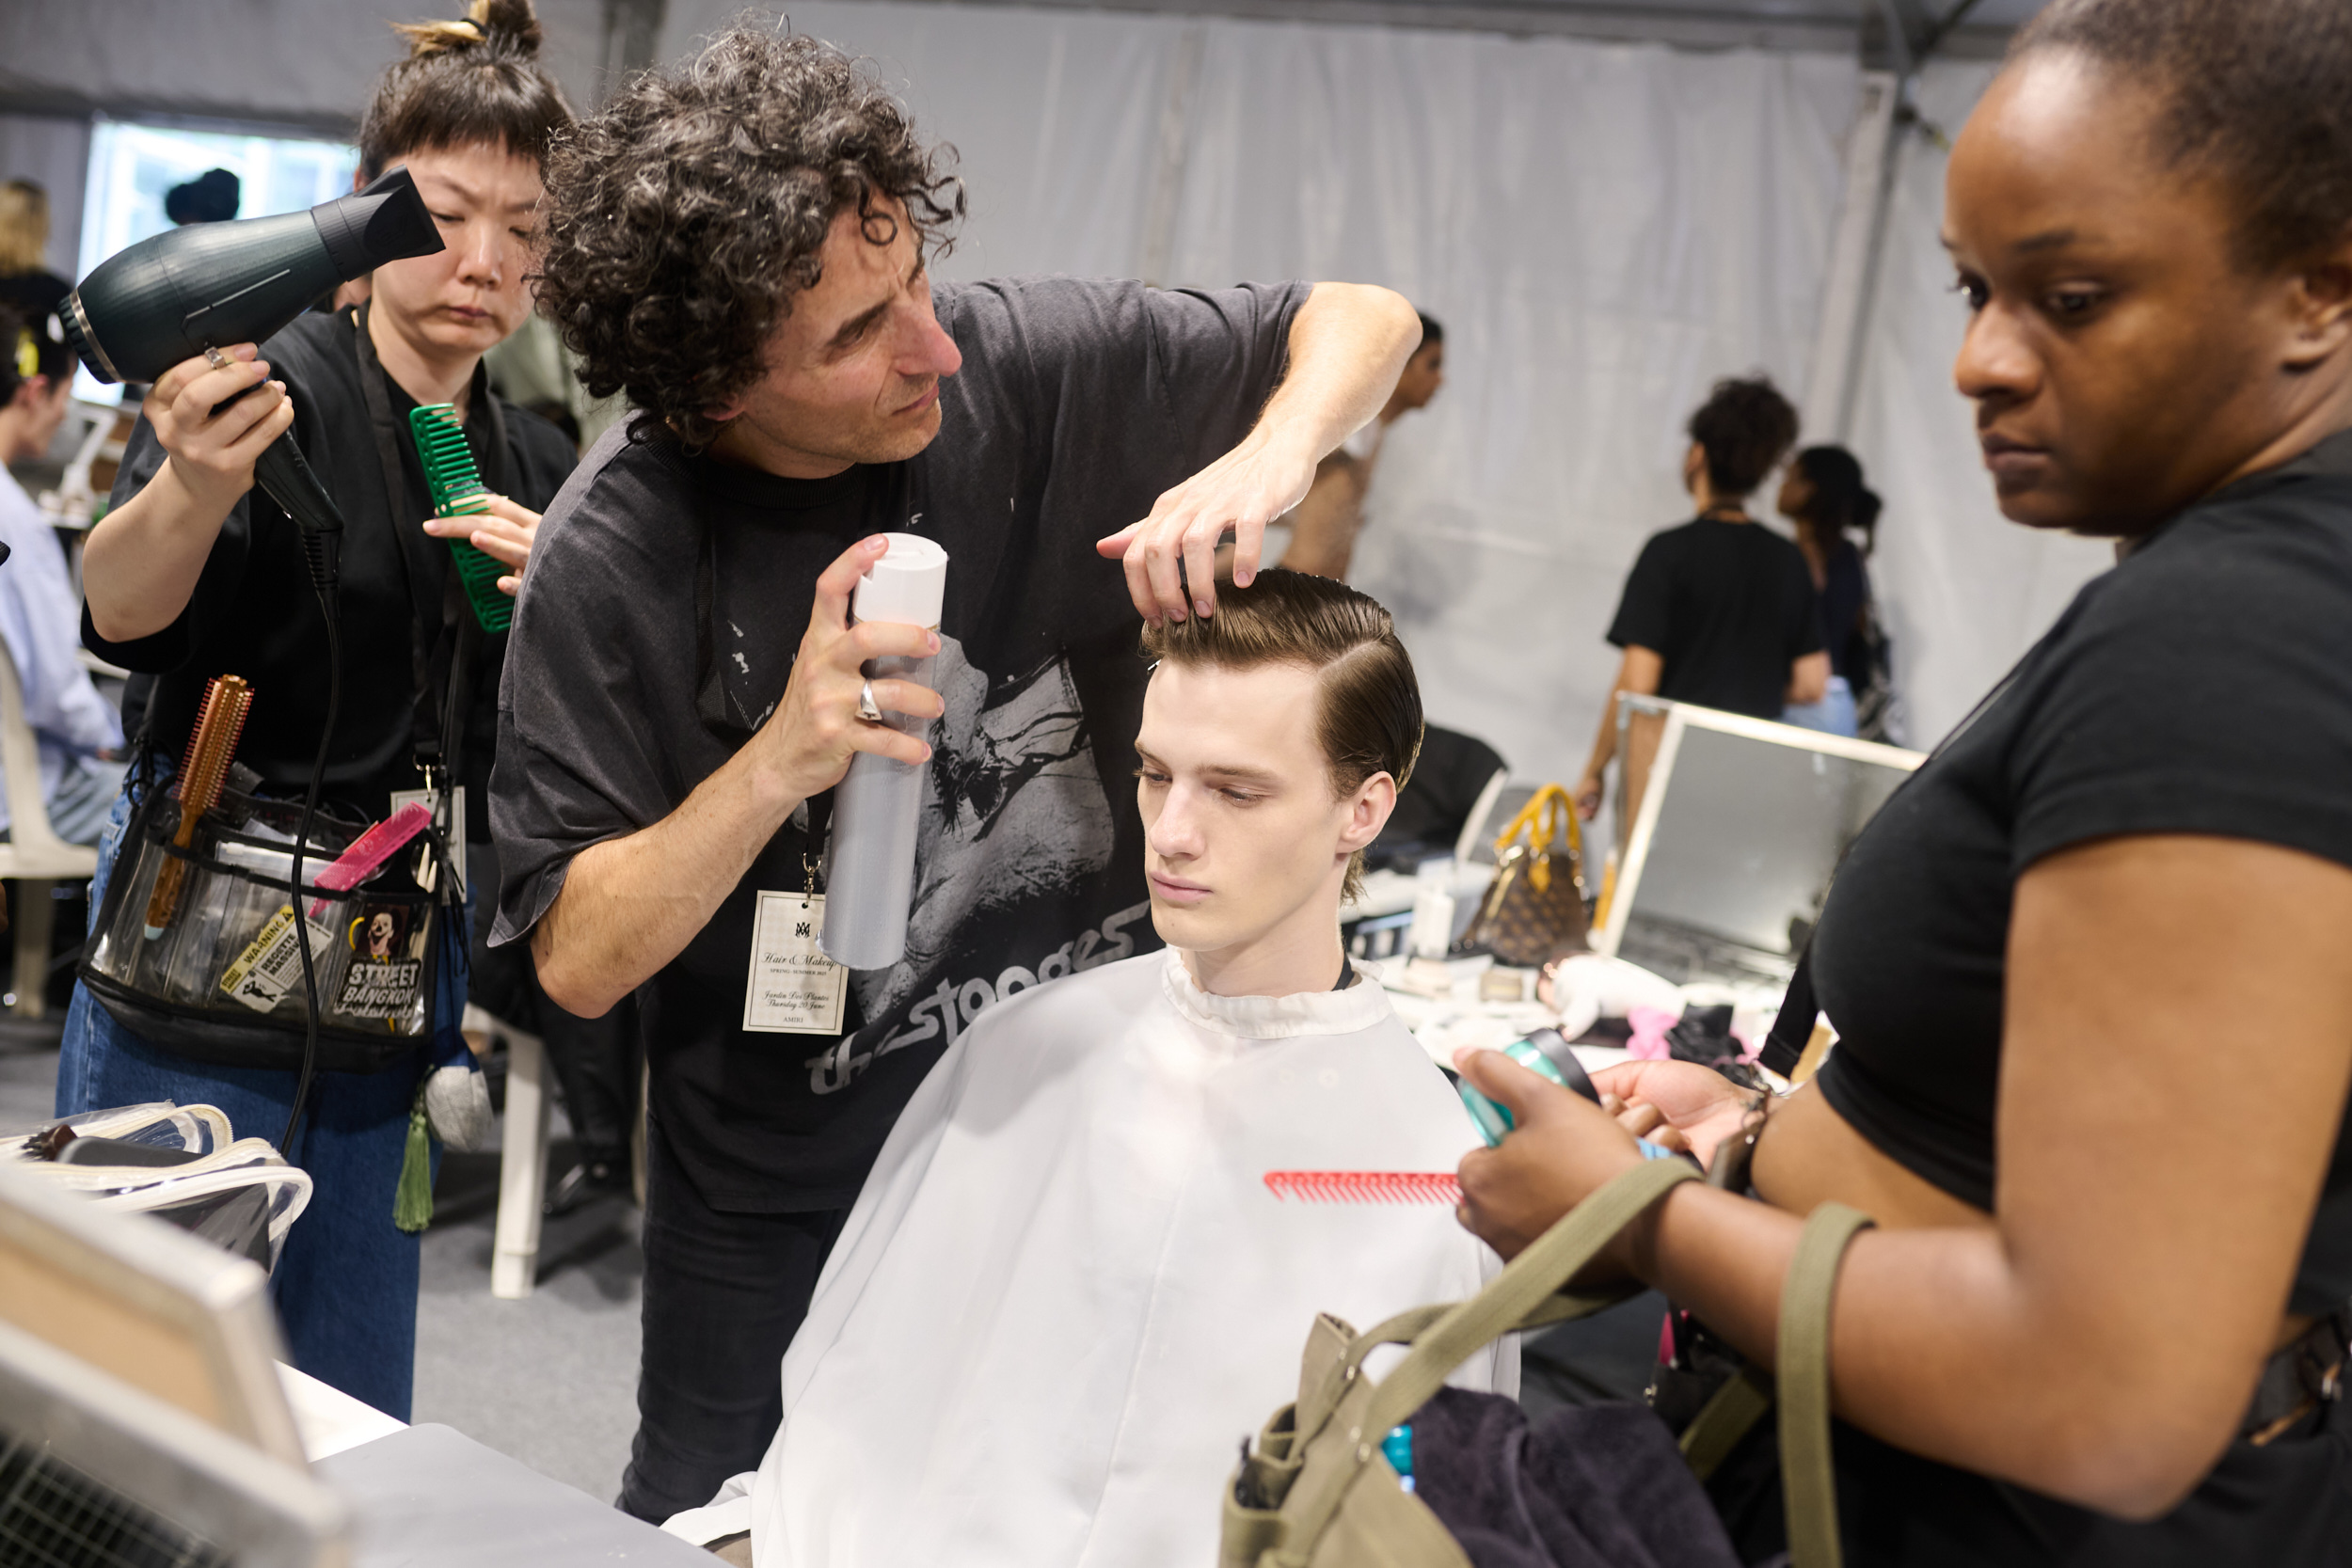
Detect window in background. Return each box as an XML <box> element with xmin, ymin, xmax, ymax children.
<box><xmin>72</xmin><ymin>120</ymin><xmax>358</xmax><ymax>404</ymax></box>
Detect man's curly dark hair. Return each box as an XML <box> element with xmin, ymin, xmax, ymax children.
<box><xmin>533</xmin><ymin>24</ymin><xmax>963</xmax><ymax>449</ymax></box>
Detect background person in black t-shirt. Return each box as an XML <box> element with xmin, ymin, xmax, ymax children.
<box><xmin>1572</xmin><ymin>375</ymin><xmax>1823</xmax><ymax>818</ymax></box>
<box><xmin>1453</xmin><ymin>1</ymin><xmax>2352</xmax><ymax>1561</ymax></box>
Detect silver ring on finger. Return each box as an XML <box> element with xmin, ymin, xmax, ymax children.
<box><xmin>857</xmin><ymin>679</ymin><xmax>883</xmax><ymax>723</ymax></box>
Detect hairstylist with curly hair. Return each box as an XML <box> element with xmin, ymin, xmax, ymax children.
<box><xmin>493</xmin><ymin>24</ymin><xmax>1422</xmax><ymax>1523</ymax></box>
<box><xmin>1460</xmin><ymin>0</ymin><xmax>2352</xmax><ymax>1560</ymax></box>
<box><xmin>58</xmin><ymin>0</ymin><xmax>576</xmax><ymax>1419</ymax></box>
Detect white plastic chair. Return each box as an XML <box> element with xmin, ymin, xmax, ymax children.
<box><xmin>473</xmin><ymin>1004</ymin><xmax>647</xmax><ymax>1300</ymax></box>
<box><xmin>485</xmin><ymin>1011</ymin><xmax>552</xmax><ymax>1300</ymax></box>
<box><xmin>0</xmin><ymin>639</ymin><xmax>99</xmax><ymax>1018</ymax></box>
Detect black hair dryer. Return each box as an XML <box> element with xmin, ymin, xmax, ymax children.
<box><xmin>56</xmin><ymin>166</ymin><xmax>445</xmax><ymax>590</ymax></box>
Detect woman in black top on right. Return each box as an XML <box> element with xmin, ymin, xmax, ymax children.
<box><xmin>1454</xmin><ymin>0</ymin><xmax>2352</xmax><ymax>1561</ymax></box>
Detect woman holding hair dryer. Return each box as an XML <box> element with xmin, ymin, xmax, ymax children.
<box><xmin>56</xmin><ymin>0</ymin><xmax>576</xmax><ymax>1418</ymax></box>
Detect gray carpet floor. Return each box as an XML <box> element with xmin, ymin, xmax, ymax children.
<box><xmin>0</xmin><ymin>1022</ymin><xmax>646</xmax><ymax>1507</ymax></box>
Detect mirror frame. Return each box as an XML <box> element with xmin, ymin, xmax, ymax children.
<box><xmin>1594</xmin><ymin>696</ymin><xmax>1926</xmax><ymax>964</ymax></box>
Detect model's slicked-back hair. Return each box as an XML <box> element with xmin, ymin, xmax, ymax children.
<box><xmin>358</xmin><ymin>0</ymin><xmax>573</xmax><ymax>180</ymax></box>
<box><xmin>2013</xmin><ymin>0</ymin><xmax>2352</xmax><ymax>274</ymax></box>
<box><xmin>533</xmin><ymin>24</ymin><xmax>965</xmax><ymax>451</ymax></box>
<box><xmin>1140</xmin><ymin>570</ymin><xmax>1422</xmax><ymax>901</ymax></box>
<box><xmin>1688</xmin><ymin>375</ymin><xmax>1799</xmax><ymax>499</ymax></box>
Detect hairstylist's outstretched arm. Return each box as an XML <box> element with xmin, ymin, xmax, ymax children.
<box><xmin>1097</xmin><ymin>282</ymin><xmax>1421</xmax><ymax>625</ymax></box>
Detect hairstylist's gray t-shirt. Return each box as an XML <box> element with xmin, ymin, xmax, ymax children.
<box><xmin>490</xmin><ymin>277</ymin><xmax>1308</xmax><ymax>1211</ymax></box>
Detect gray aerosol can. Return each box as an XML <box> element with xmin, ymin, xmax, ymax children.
<box><xmin>820</xmin><ymin>532</ymin><xmax>949</xmax><ymax>970</ymax></box>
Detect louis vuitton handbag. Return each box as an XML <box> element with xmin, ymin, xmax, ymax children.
<box><xmin>1221</xmin><ymin>1160</ymin><xmax>1874</xmax><ymax>1568</ymax></box>
<box><xmin>1459</xmin><ymin>784</ymin><xmax>1590</xmax><ymax>967</ymax></box>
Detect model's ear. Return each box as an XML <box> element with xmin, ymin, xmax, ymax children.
<box><xmin>1337</xmin><ymin>771</ymin><xmax>1397</xmax><ymax>855</ymax></box>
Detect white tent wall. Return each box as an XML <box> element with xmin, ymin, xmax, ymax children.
<box><xmin>1167</xmin><ymin>21</ymin><xmax>1856</xmax><ymax>782</ymax></box>
<box><xmin>1846</xmin><ymin>58</ymin><xmax>2111</xmax><ymax>747</ymax></box>
<box><xmin>662</xmin><ymin>1</ymin><xmax>1868</xmax><ymax>784</ymax></box>
<box><xmin>664</xmin><ymin>0</ymin><xmax>1192</xmax><ymax>284</ymax></box>
<box><xmin>5</xmin><ymin>2</ymin><xmax>2094</xmax><ymax>781</ymax></box>
<box><xmin>0</xmin><ymin>0</ymin><xmax>610</xmax><ymax>132</ymax></box>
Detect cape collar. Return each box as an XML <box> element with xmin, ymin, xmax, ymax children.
<box><xmin>1158</xmin><ymin>947</ymin><xmax>1395</xmax><ymax>1040</ymax></box>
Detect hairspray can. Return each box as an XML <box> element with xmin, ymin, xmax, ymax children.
<box><xmin>821</xmin><ymin>533</ymin><xmax>949</xmax><ymax>970</ymax></box>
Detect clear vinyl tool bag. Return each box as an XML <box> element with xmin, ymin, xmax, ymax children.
<box><xmin>79</xmin><ymin>305</ymin><xmax>496</xmax><ymax>1077</ymax></box>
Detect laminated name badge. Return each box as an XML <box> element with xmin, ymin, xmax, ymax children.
<box><xmin>220</xmin><ymin>906</ymin><xmax>342</xmax><ymax>1013</ymax></box>
<box><xmin>744</xmin><ymin>890</ymin><xmax>848</xmax><ymax>1035</ymax></box>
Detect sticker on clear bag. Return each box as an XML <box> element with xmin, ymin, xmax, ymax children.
<box><xmin>220</xmin><ymin>906</ymin><xmax>342</xmax><ymax>1013</ymax></box>
<box><xmin>334</xmin><ymin>905</ymin><xmax>423</xmax><ymax>1017</ymax></box>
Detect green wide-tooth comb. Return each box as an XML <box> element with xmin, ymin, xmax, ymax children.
<box><xmin>408</xmin><ymin>403</ymin><xmax>513</xmax><ymax>633</ymax></box>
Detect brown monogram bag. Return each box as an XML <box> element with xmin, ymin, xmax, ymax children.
<box><xmin>1459</xmin><ymin>784</ymin><xmax>1590</xmax><ymax>967</ymax></box>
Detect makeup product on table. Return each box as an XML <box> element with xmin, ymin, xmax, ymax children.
<box><xmin>145</xmin><ymin>674</ymin><xmax>253</xmax><ymax>939</ymax></box>
<box><xmin>409</xmin><ymin>403</ymin><xmax>512</xmax><ymax>633</ymax></box>
<box><xmin>822</xmin><ymin>532</ymin><xmax>949</xmax><ymax>970</ymax></box>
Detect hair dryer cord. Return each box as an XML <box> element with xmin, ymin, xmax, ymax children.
<box><xmin>255</xmin><ymin>435</ymin><xmax>342</xmax><ymax>594</ymax></box>
<box><xmin>274</xmin><ymin>452</ymin><xmax>345</xmax><ymax>1156</ymax></box>
<box><xmin>278</xmin><ymin>594</ymin><xmax>341</xmax><ymax>1158</ymax></box>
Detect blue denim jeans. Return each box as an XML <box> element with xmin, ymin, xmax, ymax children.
<box><xmin>1780</xmin><ymin>674</ymin><xmax>1858</xmax><ymax>738</ymax></box>
<box><xmin>56</xmin><ymin>775</ymin><xmax>430</xmax><ymax>1420</ymax></box>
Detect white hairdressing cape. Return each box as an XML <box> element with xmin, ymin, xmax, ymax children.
<box><xmin>664</xmin><ymin>947</ymin><xmax>1514</xmax><ymax>1567</ymax></box>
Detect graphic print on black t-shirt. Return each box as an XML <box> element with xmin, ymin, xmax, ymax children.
<box><xmin>809</xmin><ymin>635</ymin><xmax>1138</xmax><ymax>1092</ymax></box>
<box><xmin>491</xmin><ymin>277</ymin><xmax>1309</xmax><ymax>1210</ymax></box>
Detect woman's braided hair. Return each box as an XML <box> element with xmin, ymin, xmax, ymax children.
<box><xmin>532</xmin><ymin>25</ymin><xmax>964</xmax><ymax>450</ymax></box>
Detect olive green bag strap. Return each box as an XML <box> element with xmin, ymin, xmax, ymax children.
<box><xmin>1778</xmin><ymin>1202</ymin><xmax>1875</xmax><ymax>1568</ymax></box>
<box><xmin>1360</xmin><ymin>1160</ymin><xmax>1701</xmax><ymax>1436</ymax></box>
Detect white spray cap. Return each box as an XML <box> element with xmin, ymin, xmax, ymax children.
<box><xmin>851</xmin><ymin>532</ymin><xmax>950</xmax><ymax>629</ymax></box>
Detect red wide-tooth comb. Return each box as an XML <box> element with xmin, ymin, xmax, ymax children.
<box><xmin>1263</xmin><ymin>1172</ymin><xmax>1464</xmax><ymax>1205</ymax></box>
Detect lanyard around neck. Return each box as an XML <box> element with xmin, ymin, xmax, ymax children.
<box><xmin>350</xmin><ymin>302</ymin><xmax>498</xmax><ymax>786</ymax></box>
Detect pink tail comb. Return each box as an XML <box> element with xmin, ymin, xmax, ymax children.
<box><xmin>1263</xmin><ymin>1171</ymin><xmax>1464</xmax><ymax>1205</ymax></box>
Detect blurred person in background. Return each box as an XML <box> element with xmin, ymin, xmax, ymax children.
<box><xmin>1277</xmin><ymin>311</ymin><xmax>1443</xmax><ymax>580</ymax></box>
<box><xmin>163</xmin><ymin>167</ymin><xmax>242</xmax><ymax>227</ymax></box>
<box><xmin>1573</xmin><ymin>375</ymin><xmax>1823</xmax><ymax>818</ymax></box>
<box><xmin>0</xmin><ymin>306</ymin><xmax>122</xmax><ymax>845</ymax></box>
<box><xmin>1778</xmin><ymin>444</ymin><xmax>1883</xmax><ymax>739</ymax></box>
<box><xmin>0</xmin><ymin>180</ymin><xmax>70</xmax><ymax>331</ymax></box>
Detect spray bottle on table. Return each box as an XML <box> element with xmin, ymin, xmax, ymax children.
<box><xmin>821</xmin><ymin>533</ymin><xmax>950</xmax><ymax>970</ymax></box>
